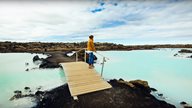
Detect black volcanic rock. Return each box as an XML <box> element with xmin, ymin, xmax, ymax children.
<box><xmin>158</xmin><ymin>94</ymin><xmax>163</xmax><ymax>97</ymax></box>
<box><xmin>187</xmin><ymin>55</ymin><xmax>192</xmax><ymax>58</ymax></box>
<box><xmin>184</xmin><ymin>105</ymin><xmax>192</xmax><ymax>108</ymax></box>
<box><xmin>180</xmin><ymin>101</ymin><xmax>187</xmax><ymax>105</ymax></box>
<box><xmin>33</xmin><ymin>55</ymin><xmax>41</xmax><ymax>62</ymax></box>
<box><xmin>14</xmin><ymin>90</ymin><xmax>22</xmax><ymax>94</ymax></box>
<box><xmin>9</xmin><ymin>79</ymin><xmax>175</xmax><ymax>108</ymax></box>
<box><xmin>34</xmin><ymin>79</ymin><xmax>175</xmax><ymax>108</ymax></box>
<box><xmin>178</xmin><ymin>49</ymin><xmax>192</xmax><ymax>53</ymax></box>
<box><xmin>1</xmin><ymin>41</ymin><xmax>192</xmax><ymax>53</ymax></box>
<box><xmin>35</xmin><ymin>91</ymin><xmax>45</xmax><ymax>96</ymax></box>
<box><xmin>39</xmin><ymin>59</ymin><xmax>60</xmax><ymax>68</ymax></box>
<box><xmin>24</xmin><ymin>87</ymin><xmax>30</xmax><ymax>90</ymax></box>
<box><xmin>150</xmin><ymin>88</ymin><xmax>157</xmax><ymax>92</ymax></box>
<box><xmin>174</xmin><ymin>53</ymin><xmax>178</xmax><ymax>56</ymax></box>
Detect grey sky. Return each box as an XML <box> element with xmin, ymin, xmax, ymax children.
<box><xmin>0</xmin><ymin>0</ymin><xmax>192</xmax><ymax>45</ymax></box>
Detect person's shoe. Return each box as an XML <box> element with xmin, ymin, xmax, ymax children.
<box><xmin>89</xmin><ymin>65</ymin><xmax>92</xmax><ymax>69</ymax></box>
<box><xmin>89</xmin><ymin>67</ymin><xmax>93</xmax><ymax>69</ymax></box>
<box><xmin>89</xmin><ymin>65</ymin><xmax>94</xmax><ymax>69</ymax></box>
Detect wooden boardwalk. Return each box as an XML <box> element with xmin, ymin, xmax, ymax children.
<box><xmin>60</xmin><ymin>62</ymin><xmax>112</xmax><ymax>99</ymax></box>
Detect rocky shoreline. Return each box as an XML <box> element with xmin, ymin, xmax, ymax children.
<box><xmin>32</xmin><ymin>50</ymin><xmax>89</xmax><ymax>68</ymax></box>
<box><xmin>173</xmin><ymin>49</ymin><xmax>192</xmax><ymax>59</ymax></box>
<box><xmin>1</xmin><ymin>41</ymin><xmax>192</xmax><ymax>53</ymax></box>
<box><xmin>10</xmin><ymin>79</ymin><xmax>176</xmax><ymax>108</ymax></box>
<box><xmin>2</xmin><ymin>41</ymin><xmax>190</xmax><ymax>68</ymax></box>
<box><xmin>34</xmin><ymin>79</ymin><xmax>177</xmax><ymax>108</ymax></box>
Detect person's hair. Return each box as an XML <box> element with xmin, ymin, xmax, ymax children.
<box><xmin>89</xmin><ymin>35</ymin><xmax>94</xmax><ymax>39</ymax></box>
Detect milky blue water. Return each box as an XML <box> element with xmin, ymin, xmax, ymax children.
<box><xmin>0</xmin><ymin>53</ymin><xmax>66</xmax><ymax>108</ymax></box>
<box><xmin>94</xmin><ymin>49</ymin><xmax>192</xmax><ymax>107</ymax></box>
<box><xmin>0</xmin><ymin>49</ymin><xmax>192</xmax><ymax>108</ymax></box>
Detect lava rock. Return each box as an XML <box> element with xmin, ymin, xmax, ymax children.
<box><xmin>24</xmin><ymin>87</ymin><xmax>30</xmax><ymax>90</ymax></box>
<box><xmin>178</xmin><ymin>49</ymin><xmax>192</xmax><ymax>53</ymax></box>
<box><xmin>25</xmin><ymin>62</ymin><xmax>29</xmax><ymax>66</ymax></box>
<box><xmin>35</xmin><ymin>91</ymin><xmax>45</xmax><ymax>96</ymax></box>
<box><xmin>158</xmin><ymin>93</ymin><xmax>163</xmax><ymax>97</ymax></box>
<box><xmin>119</xmin><ymin>78</ymin><xmax>124</xmax><ymax>81</ymax></box>
<box><xmin>34</xmin><ymin>80</ymin><xmax>176</xmax><ymax>108</ymax></box>
<box><xmin>180</xmin><ymin>101</ymin><xmax>187</xmax><ymax>105</ymax></box>
<box><xmin>150</xmin><ymin>88</ymin><xmax>157</xmax><ymax>92</ymax></box>
<box><xmin>174</xmin><ymin>54</ymin><xmax>178</xmax><ymax>56</ymax></box>
<box><xmin>184</xmin><ymin>105</ymin><xmax>192</xmax><ymax>108</ymax></box>
<box><xmin>14</xmin><ymin>90</ymin><xmax>22</xmax><ymax>94</ymax></box>
<box><xmin>37</xmin><ymin>86</ymin><xmax>42</xmax><ymax>91</ymax></box>
<box><xmin>39</xmin><ymin>59</ymin><xmax>60</xmax><ymax>68</ymax></box>
<box><xmin>129</xmin><ymin>80</ymin><xmax>151</xmax><ymax>93</ymax></box>
<box><xmin>33</xmin><ymin>55</ymin><xmax>41</xmax><ymax>62</ymax></box>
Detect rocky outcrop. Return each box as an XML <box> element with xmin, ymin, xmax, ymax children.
<box><xmin>9</xmin><ymin>89</ymin><xmax>34</xmax><ymax>101</ymax></box>
<box><xmin>38</xmin><ymin>52</ymin><xmax>76</xmax><ymax>68</ymax></box>
<box><xmin>33</xmin><ymin>79</ymin><xmax>175</xmax><ymax>108</ymax></box>
<box><xmin>38</xmin><ymin>51</ymin><xmax>97</xmax><ymax>68</ymax></box>
<box><xmin>187</xmin><ymin>55</ymin><xmax>192</xmax><ymax>58</ymax></box>
<box><xmin>184</xmin><ymin>106</ymin><xmax>192</xmax><ymax>108</ymax></box>
<box><xmin>178</xmin><ymin>49</ymin><xmax>192</xmax><ymax>53</ymax></box>
<box><xmin>33</xmin><ymin>55</ymin><xmax>42</xmax><ymax>62</ymax></box>
<box><xmin>180</xmin><ymin>101</ymin><xmax>187</xmax><ymax>105</ymax></box>
<box><xmin>176</xmin><ymin>49</ymin><xmax>192</xmax><ymax>58</ymax></box>
<box><xmin>24</xmin><ymin>87</ymin><xmax>30</xmax><ymax>90</ymax></box>
<box><xmin>10</xmin><ymin>79</ymin><xmax>176</xmax><ymax>108</ymax></box>
<box><xmin>180</xmin><ymin>101</ymin><xmax>192</xmax><ymax>108</ymax></box>
<box><xmin>39</xmin><ymin>59</ymin><xmax>61</xmax><ymax>68</ymax></box>
<box><xmin>174</xmin><ymin>53</ymin><xmax>178</xmax><ymax>56</ymax></box>
<box><xmin>150</xmin><ymin>88</ymin><xmax>157</xmax><ymax>92</ymax></box>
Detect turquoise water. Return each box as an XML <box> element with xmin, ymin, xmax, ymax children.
<box><xmin>0</xmin><ymin>49</ymin><xmax>192</xmax><ymax>108</ymax></box>
<box><xmin>94</xmin><ymin>49</ymin><xmax>192</xmax><ymax>107</ymax></box>
<box><xmin>0</xmin><ymin>53</ymin><xmax>66</xmax><ymax>108</ymax></box>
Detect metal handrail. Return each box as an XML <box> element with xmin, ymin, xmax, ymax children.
<box><xmin>76</xmin><ymin>48</ymin><xmax>86</xmax><ymax>53</ymax></box>
<box><xmin>75</xmin><ymin>48</ymin><xmax>86</xmax><ymax>62</ymax></box>
<box><xmin>75</xmin><ymin>48</ymin><xmax>109</xmax><ymax>77</ymax></box>
<box><xmin>95</xmin><ymin>52</ymin><xmax>109</xmax><ymax>60</ymax></box>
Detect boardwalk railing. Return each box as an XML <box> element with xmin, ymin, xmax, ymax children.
<box><xmin>75</xmin><ymin>48</ymin><xmax>87</xmax><ymax>62</ymax></box>
<box><xmin>74</xmin><ymin>48</ymin><xmax>109</xmax><ymax>77</ymax></box>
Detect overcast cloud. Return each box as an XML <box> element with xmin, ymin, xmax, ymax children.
<box><xmin>0</xmin><ymin>0</ymin><xmax>192</xmax><ymax>45</ymax></box>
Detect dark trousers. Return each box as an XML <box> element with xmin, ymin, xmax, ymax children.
<box><xmin>88</xmin><ymin>52</ymin><xmax>94</xmax><ymax>65</ymax></box>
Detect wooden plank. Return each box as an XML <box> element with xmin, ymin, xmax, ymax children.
<box><xmin>60</xmin><ymin>62</ymin><xmax>112</xmax><ymax>97</ymax></box>
<box><xmin>70</xmin><ymin>82</ymin><xmax>111</xmax><ymax>96</ymax></box>
<box><xmin>68</xmin><ymin>79</ymin><xmax>104</xmax><ymax>86</ymax></box>
<box><xmin>70</xmin><ymin>81</ymin><xmax>110</xmax><ymax>89</ymax></box>
<box><xmin>68</xmin><ymin>80</ymin><xmax>106</xmax><ymax>87</ymax></box>
<box><xmin>65</xmin><ymin>69</ymin><xmax>98</xmax><ymax>75</ymax></box>
<box><xmin>66</xmin><ymin>75</ymin><xmax>101</xmax><ymax>81</ymax></box>
<box><xmin>67</xmin><ymin>74</ymin><xmax>101</xmax><ymax>80</ymax></box>
<box><xmin>64</xmin><ymin>67</ymin><xmax>89</xmax><ymax>71</ymax></box>
<box><xmin>66</xmin><ymin>72</ymin><xmax>99</xmax><ymax>77</ymax></box>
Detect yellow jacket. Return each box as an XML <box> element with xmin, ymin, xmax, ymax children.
<box><xmin>87</xmin><ymin>38</ymin><xmax>96</xmax><ymax>51</ymax></box>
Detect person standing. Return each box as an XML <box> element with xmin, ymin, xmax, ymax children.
<box><xmin>87</xmin><ymin>35</ymin><xmax>96</xmax><ymax>69</ymax></box>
